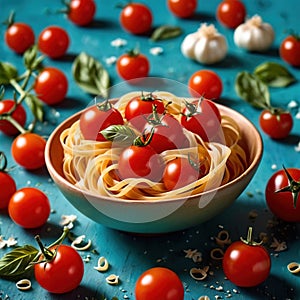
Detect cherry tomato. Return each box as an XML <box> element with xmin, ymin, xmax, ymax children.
<box><xmin>125</xmin><ymin>93</ymin><xmax>165</xmax><ymax>130</ymax></box>
<box><xmin>259</xmin><ymin>109</ymin><xmax>293</xmax><ymax>139</ymax></box>
<box><xmin>216</xmin><ymin>0</ymin><xmax>246</xmax><ymax>29</ymax></box>
<box><xmin>117</xmin><ymin>50</ymin><xmax>150</xmax><ymax>81</ymax></box>
<box><xmin>222</xmin><ymin>228</ymin><xmax>271</xmax><ymax>287</ymax></box>
<box><xmin>34</xmin><ymin>67</ymin><xmax>68</xmax><ymax>105</ymax></box>
<box><xmin>0</xmin><ymin>152</ymin><xmax>16</xmax><ymax>210</ymax></box>
<box><xmin>11</xmin><ymin>133</ymin><xmax>46</xmax><ymax>170</ymax></box>
<box><xmin>265</xmin><ymin>167</ymin><xmax>300</xmax><ymax>222</ymax></box>
<box><xmin>38</xmin><ymin>26</ymin><xmax>69</xmax><ymax>58</ymax></box>
<box><xmin>8</xmin><ymin>187</ymin><xmax>50</xmax><ymax>228</ymax></box>
<box><xmin>188</xmin><ymin>70</ymin><xmax>223</xmax><ymax>100</ymax></box>
<box><xmin>135</xmin><ymin>267</ymin><xmax>184</xmax><ymax>300</ymax></box>
<box><xmin>279</xmin><ymin>34</ymin><xmax>300</xmax><ymax>67</ymax></box>
<box><xmin>67</xmin><ymin>0</ymin><xmax>96</xmax><ymax>26</ymax></box>
<box><xmin>163</xmin><ymin>157</ymin><xmax>200</xmax><ymax>191</ymax></box>
<box><xmin>181</xmin><ymin>98</ymin><xmax>221</xmax><ymax>142</ymax></box>
<box><xmin>5</xmin><ymin>21</ymin><xmax>35</xmax><ymax>54</ymax></box>
<box><xmin>0</xmin><ymin>171</ymin><xmax>16</xmax><ymax>210</ymax></box>
<box><xmin>143</xmin><ymin>113</ymin><xmax>187</xmax><ymax>154</ymax></box>
<box><xmin>0</xmin><ymin>100</ymin><xmax>27</xmax><ymax>136</ymax></box>
<box><xmin>80</xmin><ymin>101</ymin><xmax>124</xmax><ymax>141</ymax></box>
<box><xmin>118</xmin><ymin>144</ymin><xmax>165</xmax><ymax>182</ymax></box>
<box><xmin>167</xmin><ymin>0</ymin><xmax>197</xmax><ymax>18</ymax></box>
<box><xmin>120</xmin><ymin>3</ymin><xmax>152</xmax><ymax>35</ymax></box>
<box><xmin>35</xmin><ymin>244</ymin><xmax>84</xmax><ymax>293</ymax></box>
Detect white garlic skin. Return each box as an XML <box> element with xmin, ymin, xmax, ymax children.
<box><xmin>181</xmin><ymin>23</ymin><xmax>228</xmax><ymax>65</ymax></box>
<box><xmin>234</xmin><ymin>15</ymin><xmax>275</xmax><ymax>52</ymax></box>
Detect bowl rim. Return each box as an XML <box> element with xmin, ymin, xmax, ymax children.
<box><xmin>45</xmin><ymin>102</ymin><xmax>263</xmax><ymax>205</ymax></box>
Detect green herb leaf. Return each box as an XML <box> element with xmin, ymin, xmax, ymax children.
<box><xmin>235</xmin><ymin>71</ymin><xmax>271</xmax><ymax>109</ymax></box>
<box><xmin>101</xmin><ymin>125</ymin><xmax>137</xmax><ymax>145</ymax></box>
<box><xmin>254</xmin><ymin>62</ymin><xmax>296</xmax><ymax>87</ymax></box>
<box><xmin>72</xmin><ymin>52</ymin><xmax>110</xmax><ymax>98</ymax></box>
<box><xmin>0</xmin><ymin>245</ymin><xmax>39</xmax><ymax>279</ymax></box>
<box><xmin>151</xmin><ymin>25</ymin><xmax>182</xmax><ymax>41</ymax></box>
<box><xmin>23</xmin><ymin>45</ymin><xmax>44</xmax><ymax>71</ymax></box>
<box><xmin>0</xmin><ymin>62</ymin><xmax>18</xmax><ymax>85</ymax></box>
<box><xmin>25</xmin><ymin>94</ymin><xmax>44</xmax><ymax>122</ymax></box>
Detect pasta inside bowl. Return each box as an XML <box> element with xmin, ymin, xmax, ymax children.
<box><xmin>45</xmin><ymin>91</ymin><xmax>262</xmax><ymax>233</ymax></box>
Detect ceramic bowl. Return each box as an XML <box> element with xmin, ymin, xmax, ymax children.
<box><xmin>45</xmin><ymin>103</ymin><xmax>263</xmax><ymax>234</ymax></box>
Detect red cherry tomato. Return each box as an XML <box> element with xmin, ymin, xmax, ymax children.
<box><xmin>38</xmin><ymin>26</ymin><xmax>69</xmax><ymax>58</ymax></box>
<box><xmin>118</xmin><ymin>144</ymin><xmax>165</xmax><ymax>182</ymax></box>
<box><xmin>5</xmin><ymin>21</ymin><xmax>35</xmax><ymax>54</ymax></box>
<box><xmin>34</xmin><ymin>67</ymin><xmax>68</xmax><ymax>105</ymax></box>
<box><xmin>0</xmin><ymin>100</ymin><xmax>27</xmax><ymax>136</ymax></box>
<box><xmin>80</xmin><ymin>102</ymin><xmax>124</xmax><ymax>141</ymax></box>
<box><xmin>0</xmin><ymin>171</ymin><xmax>16</xmax><ymax>210</ymax></box>
<box><xmin>0</xmin><ymin>152</ymin><xmax>16</xmax><ymax>210</ymax></box>
<box><xmin>181</xmin><ymin>99</ymin><xmax>221</xmax><ymax>142</ymax></box>
<box><xmin>135</xmin><ymin>267</ymin><xmax>184</xmax><ymax>300</ymax></box>
<box><xmin>8</xmin><ymin>187</ymin><xmax>50</xmax><ymax>228</ymax></box>
<box><xmin>117</xmin><ymin>50</ymin><xmax>150</xmax><ymax>81</ymax></box>
<box><xmin>167</xmin><ymin>0</ymin><xmax>197</xmax><ymax>18</ymax></box>
<box><xmin>222</xmin><ymin>228</ymin><xmax>271</xmax><ymax>287</ymax></box>
<box><xmin>125</xmin><ymin>93</ymin><xmax>165</xmax><ymax>130</ymax></box>
<box><xmin>216</xmin><ymin>0</ymin><xmax>246</xmax><ymax>29</ymax></box>
<box><xmin>11</xmin><ymin>133</ymin><xmax>46</xmax><ymax>170</ymax></box>
<box><xmin>279</xmin><ymin>35</ymin><xmax>300</xmax><ymax>67</ymax></box>
<box><xmin>120</xmin><ymin>3</ymin><xmax>152</xmax><ymax>34</ymax></box>
<box><xmin>143</xmin><ymin>113</ymin><xmax>187</xmax><ymax>154</ymax></box>
<box><xmin>188</xmin><ymin>70</ymin><xmax>223</xmax><ymax>100</ymax></box>
<box><xmin>67</xmin><ymin>0</ymin><xmax>96</xmax><ymax>26</ymax></box>
<box><xmin>259</xmin><ymin>109</ymin><xmax>293</xmax><ymax>139</ymax></box>
<box><xmin>265</xmin><ymin>167</ymin><xmax>300</xmax><ymax>222</ymax></box>
<box><xmin>163</xmin><ymin>157</ymin><xmax>200</xmax><ymax>191</ymax></box>
<box><xmin>35</xmin><ymin>245</ymin><xmax>84</xmax><ymax>293</ymax></box>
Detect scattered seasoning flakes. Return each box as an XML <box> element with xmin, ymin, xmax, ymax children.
<box><xmin>270</xmin><ymin>237</ymin><xmax>287</xmax><ymax>252</ymax></box>
<box><xmin>106</xmin><ymin>274</ymin><xmax>119</xmax><ymax>285</ymax></box>
<box><xmin>296</xmin><ymin>110</ymin><xmax>300</xmax><ymax>119</ymax></box>
<box><xmin>94</xmin><ymin>256</ymin><xmax>109</xmax><ymax>272</ymax></box>
<box><xmin>16</xmin><ymin>279</ymin><xmax>31</xmax><ymax>291</ymax></box>
<box><xmin>189</xmin><ymin>266</ymin><xmax>209</xmax><ymax>281</ymax></box>
<box><xmin>184</xmin><ymin>249</ymin><xmax>202</xmax><ymax>262</ymax></box>
<box><xmin>288</xmin><ymin>100</ymin><xmax>298</xmax><ymax>109</ymax></box>
<box><xmin>198</xmin><ymin>296</ymin><xmax>210</xmax><ymax>300</ymax></box>
<box><xmin>248</xmin><ymin>210</ymin><xmax>258</xmax><ymax>219</ymax></box>
<box><xmin>105</xmin><ymin>56</ymin><xmax>117</xmax><ymax>66</ymax></box>
<box><xmin>271</xmin><ymin>164</ymin><xmax>277</xmax><ymax>170</ymax></box>
<box><xmin>111</xmin><ymin>38</ymin><xmax>127</xmax><ymax>48</ymax></box>
<box><xmin>60</xmin><ymin>214</ymin><xmax>77</xmax><ymax>226</ymax></box>
<box><xmin>246</xmin><ymin>191</ymin><xmax>254</xmax><ymax>197</ymax></box>
<box><xmin>150</xmin><ymin>46</ymin><xmax>163</xmax><ymax>56</ymax></box>
<box><xmin>295</xmin><ymin>141</ymin><xmax>300</xmax><ymax>152</ymax></box>
<box><xmin>0</xmin><ymin>236</ymin><xmax>17</xmax><ymax>249</ymax></box>
<box><xmin>71</xmin><ymin>235</ymin><xmax>92</xmax><ymax>251</ymax></box>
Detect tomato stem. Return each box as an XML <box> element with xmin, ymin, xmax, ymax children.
<box><xmin>275</xmin><ymin>165</ymin><xmax>300</xmax><ymax>208</ymax></box>
<box><xmin>240</xmin><ymin>227</ymin><xmax>263</xmax><ymax>246</ymax></box>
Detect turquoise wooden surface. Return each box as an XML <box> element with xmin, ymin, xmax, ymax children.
<box><xmin>0</xmin><ymin>0</ymin><xmax>300</xmax><ymax>299</ymax></box>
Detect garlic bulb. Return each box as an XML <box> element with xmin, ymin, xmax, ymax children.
<box><xmin>234</xmin><ymin>15</ymin><xmax>275</xmax><ymax>52</ymax></box>
<box><xmin>181</xmin><ymin>23</ymin><xmax>228</xmax><ymax>65</ymax></box>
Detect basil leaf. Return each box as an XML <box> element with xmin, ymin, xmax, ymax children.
<box><xmin>254</xmin><ymin>62</ymin><xmax>296</xmax><ymax>88</ymax></box>
<box><xmin>0</xmin><ymin>62</ymin><xmax>18</xmax><ymax>85</ymax></box>
<box><xmin>0</xmin><ymin>245</ymin><xmax>39</xmax><ymax>279</ymax></box>
<box><xmin>25</xmin><ymin>94</ymin><xmax>44</xmax><ymax>122</ymax></box>
<box><xmin>235</xmin><ymin>71</ymin><xmax>270</xmax><ymax>109</ymax></box>
<box><xmin>151</xmin><ymin>25</ymin><xmax>182</xmax><ymax>41</ymax></box>
<box><xmin>23</xmin><ymin>45</ymin><xmax>44</xmax><ymax>71</ymax></box>
<box><xmin>101</xmin><ymin>125</ymin><xmax>137</xmax><ymax>145</ymax></box>
<box><xmin>72</xmin><ymin>52</ymin><xmax>110</xmax><ymax>98</ymax></box>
